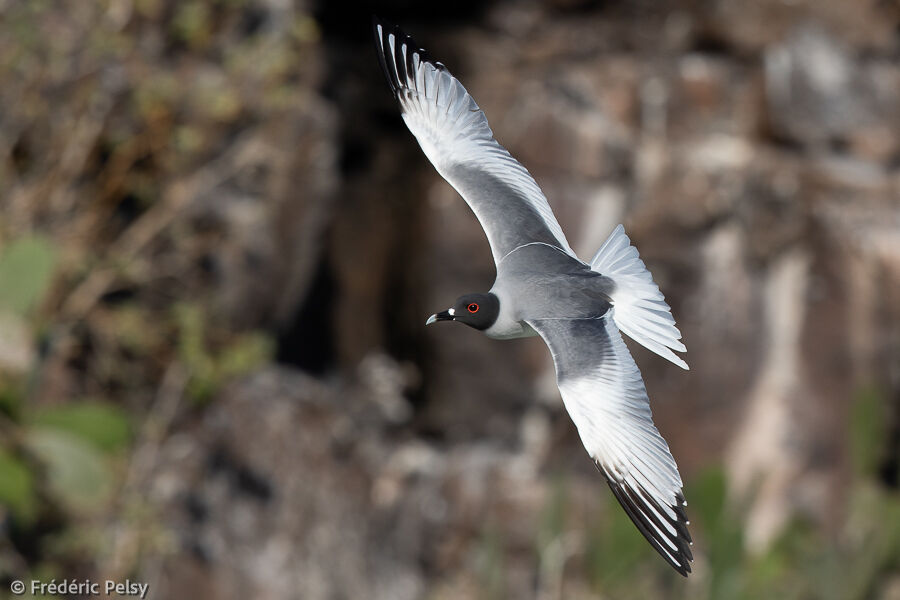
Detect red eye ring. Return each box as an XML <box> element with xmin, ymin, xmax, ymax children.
<box><xmin>467</xmin><ymin>303</ymin><xmax>479</xmax><ymax>313</ymax></box>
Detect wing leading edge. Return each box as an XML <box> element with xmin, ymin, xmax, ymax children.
<box><xmin>373</xmin><ymin>18</ymin><xmax>575</xmax><ymax>264</ymax></box>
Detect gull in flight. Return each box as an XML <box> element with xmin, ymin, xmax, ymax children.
<box><xmin>373</xmin><ymin>18</ymin><xmax>693</xmax><ymax>575</ymax></box>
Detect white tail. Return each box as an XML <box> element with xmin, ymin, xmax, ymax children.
<box><xmin>590</xmin><ymin>225</ymin><xmax>688</xmax><ymax>370</ymax></box>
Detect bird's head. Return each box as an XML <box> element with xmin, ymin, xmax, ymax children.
<box><xmin>426</xmin><ymin>292</ymin><xmax>499</xmax><ymax>331</ymax></box>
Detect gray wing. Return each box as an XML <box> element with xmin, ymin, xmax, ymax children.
<box><xmin>373</xmin><ymin>19</ymin><xmax>575</xmax><ymax>265</ymax></box>
<box><xmin>528</xmin><ymin>310</ymin><xmax>693</xmax><ymax>576</ymax></box>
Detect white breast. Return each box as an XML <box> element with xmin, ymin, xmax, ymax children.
<box><xmin>484</xmin><ymin>319</ymin><xmax>538</xmax><ymax>339</ymax></box>
<box><xmin>483</xmin><ymin>285</ymin><xmax>538</xmax><ymax>339</ymax></box>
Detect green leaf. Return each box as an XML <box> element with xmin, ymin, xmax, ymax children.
<box><xmin>29</xmin><ymin>402</ymin><xmax>131</xmax><ymax>453</ymax></box>
<box><xmin>0</xmin><ymin>449</ymin><xmax>36</xmax><ymax>523</ymax></box>
<box><xmin>849</xmin><ymin>386</ymin><xmax>886</xmax><ymax>478</ymax></box>
<box><xmin>25</xmin><ymin>428</ymin><xmax>113</xmax><ymax>514</ymax></box>
<box><xmin>0</xmin><ymin>378</ymin><xmax>25</xmax><ymax>417</ymax></box>
<box><xmin>0</xmin><ymin>235</ymin><xmax>57</xmax><ymax>315</ymax></box>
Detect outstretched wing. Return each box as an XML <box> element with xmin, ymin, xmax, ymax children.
<box><xmin>373</xmin><ymin>18</ymin><xmax>575</xmax><ymax>265</ymax></box>
<box><xmin>528</xmin><ymin>310</ymin><xmax>693</xmax><ymax>576</ymax></box>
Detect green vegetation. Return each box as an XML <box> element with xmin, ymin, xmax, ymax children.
<box><xmin>174</xmin><ymin>303</ymin><xmax>273</xmax><ymax>403</ymax></box>
<box><xmin>0</xmin><ymin>232</ymin><xmax>272</xmax><ymax>581</ymax></box>
<box><xmin>28</xmin><ymin>402</ymin><xmax>131</xmax><ymax>453</ymax></box>
<box><xmin>1</xmin><ymin>0</ymin><xmax>291</xmax><ymax>582</ymax></box>
<box><xmin>0</xmin><ymin>236</ymin><xmax>56</xmax><ymax>316</ymax></box>
<box><xmin>0</xmin><ymin>448</ymin><xmax>36</xmax><ymax>523</ymax></box>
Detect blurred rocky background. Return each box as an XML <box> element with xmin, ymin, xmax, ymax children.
<box><xmin>0</xmin><ymin>0</ymin><xmax>898</xmax><ymax>598</ymax></box>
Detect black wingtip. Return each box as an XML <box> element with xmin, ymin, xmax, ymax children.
<box><xmin>372</xmin><ymin>15</ymin><xmax>398</xmax><ymax>97</ymax></box>
<box><xmin>597</xmin><ymin>462</ymin><xmax>694</xmax><ymax>577</ymax></box>
<box><xmin>371</xmin><ymin>17</ymin><xmax>445</xmax><ymax>101</ymax></box>
<box><xmin>370</xmin><ymin>15</ymin><xmax>395</xmax><ymax>52</ymax></box>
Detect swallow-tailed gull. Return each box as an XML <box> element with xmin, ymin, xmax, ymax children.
<box><xmin>374</xmin><ymin>18</ymin><xmax>693</xmax><ymax>575</ymax></box>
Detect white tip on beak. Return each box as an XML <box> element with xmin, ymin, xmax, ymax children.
<box><xmin>425</xmin><ymin>314</ymin><xmax>438</xmax><ymax>325</ymax></box>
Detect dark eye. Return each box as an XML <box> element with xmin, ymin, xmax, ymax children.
<box><xmin>467</xmin><ymin>303</ymin><xmax>479</xmax><ymax>313</ymax></box>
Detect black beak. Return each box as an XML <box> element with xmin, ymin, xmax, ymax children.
<box><xmin>426</xmin><ymin>309</ymin><xmax>453</xmax><ymax>325</ymax></box>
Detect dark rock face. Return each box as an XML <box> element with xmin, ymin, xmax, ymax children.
<box><xmin>148</xmin><ymin>362</ymin><xmax>559</xmax><ymax>599</ymax></box>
